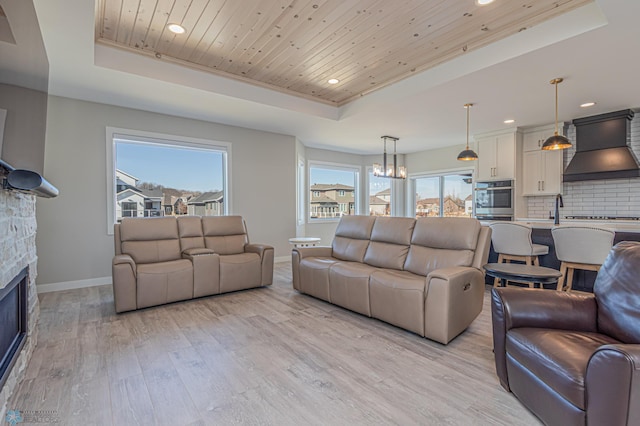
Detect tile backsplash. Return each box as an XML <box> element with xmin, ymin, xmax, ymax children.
<box><xmin>526</xmin><ymin>113</ymin><xmax>640</xmax><ymax>218</ymax></box>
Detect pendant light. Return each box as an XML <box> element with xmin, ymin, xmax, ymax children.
<box><xmin>373</xmin><ymin>136</ymin><xmax>406</xmax><ymax>179</ymax></box>
<box><xmin>457</xmin><ymin>103</ymin><xmax>478</xmax><ymax>161</ymax></box>
<box><xmin>541</xmin><ymin>78</ymin><xmax>572</xmax><ymax>150</ymax></box>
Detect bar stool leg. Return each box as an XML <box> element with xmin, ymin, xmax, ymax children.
<box><xmin>494</xmin><ymin>253</ymin><xmax>504</xmax><ymax>287</ymax></box>
<box><xmin>525</xmin><ymin>256</ymin><xmax>534</xmax><ymax>288</ymax></box>
<box><xmin>565</xmin><ymin>267</ymin><xmax>575</xmax><ymax>292</ymax></box>
<box><xmin>557</xmin><ymin>262</ymin><xmax>567</xmax><ymax>291</ymax></box>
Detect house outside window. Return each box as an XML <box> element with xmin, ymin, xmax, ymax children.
<box><xmin>107</xmin><ymin>128</ymin><xmax>230</xmax><ymax>232</ymax></box>
<box><xmin>309</xmin><ymin>162</ymin><xmax>359</xmax><ymax>220</ymax></box>
<box><xmin>411</xmin><ymin>172</ymin><xmax>473</xmax><ymax>218</ymax></box>
<box><xmin>368</xmin><ymin>171</ymin><xmax>392</xmax><ymax>216</ymax></box>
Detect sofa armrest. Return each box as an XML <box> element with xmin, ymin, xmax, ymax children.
<box><xmin>491</xmin><ymin>288</ymin><xmax>598</xmax><ymax>391</ymax></box>
<box><xmin>112</xmin><ymin>254</ymin><xmax>137</xmax><ymax>313</ymax></box>
<box><xmin>246</xmin><ymin>244</ymin><xmax>275</xmax><ymax>286</ymax></box>
<box><xmin>424</xmin><ymin>266</ymin><xmax>485</xmax><ymax>344</ymax></box>
<box><xmin>586</xmin><ymin>344</ymin><xmax>640</xmax><ymax>426</ymax></box>
<box><xmin>182</xmin><ymin>247</ymin><xmax>215</xmax><ymax>256</ymax></box>
<box><xmin>291</xmin><ymin>246</ymin><xmax>334</xmax><ymax>291</ymax></box>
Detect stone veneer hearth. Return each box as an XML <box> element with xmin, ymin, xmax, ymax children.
<box><xmin>0</xmin><ymin>190</ymin><xmax>40</xmax><ymax>420</ymax></box>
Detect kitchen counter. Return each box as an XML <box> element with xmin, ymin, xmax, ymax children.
<box><xmin>514</xmin><ymin>218</ymin><xmax>640</xmax><ymax>233</ymax></box>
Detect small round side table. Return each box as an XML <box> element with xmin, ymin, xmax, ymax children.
<box><xmin>288</xmin><ymin>237</ymin><xmax>321</xmax><ymax>248</ymax></box>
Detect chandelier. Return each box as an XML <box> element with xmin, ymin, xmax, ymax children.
<box><xmin>373</xmin><ymin>136</ymin><xmax>407</xmax><ymax>179</ymax></box>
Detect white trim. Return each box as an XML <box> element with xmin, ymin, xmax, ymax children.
<box><xmin>37</xmin><ymin>276</ymin><xmax>112</xmax><ymax>293</ymax></box>
<box><xmin>105</xmin><ymin>126</ymin><xmax>232</xmax><ymax>235</ymax></box>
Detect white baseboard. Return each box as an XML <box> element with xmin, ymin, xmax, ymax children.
<box><xmin>37</xmin><ymin>276</ymin><xmax>112</xmax><ymax>294</ymax></box>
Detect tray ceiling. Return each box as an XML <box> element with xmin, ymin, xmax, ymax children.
<box><xmin>97</xmin><ymin>0</ymin><xmax>590</xmax><ymax>106</ymax></box>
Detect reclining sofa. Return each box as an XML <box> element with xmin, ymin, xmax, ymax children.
<box><xmin>112</xmin><ymin>215</ymin><xmax>274</xmax><ymax>313</ymax></box>
<box><xmin>291</xmin><ymin>216</ymin><xmax>491</xmax><ymax>344</ymax></box>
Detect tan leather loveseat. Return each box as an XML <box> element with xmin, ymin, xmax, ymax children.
<box><xmin>292</xmin><ymin>216</ymin><xmax>491</xmax><ymax>344</ymax></box>
<box><xmin>112</xmin><ymin>215</ymin><xmax>274</xmax><ymax>313</ymax></box>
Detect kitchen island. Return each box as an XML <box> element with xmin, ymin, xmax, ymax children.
<box><xmin>483</xmin><ymin>218</ymin><xmax>640</xmax><ymax>292</ymax></box>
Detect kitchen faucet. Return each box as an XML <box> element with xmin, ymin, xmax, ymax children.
<box><xmin>554</xmin><ymin>194</ymin><xmax>564</xmax><ymax>225</ymax></box>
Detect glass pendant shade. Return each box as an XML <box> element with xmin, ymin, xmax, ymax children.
<box><xmin>372</xmin><ymin>136</ymin><xmax>406</xmax><ymax>179</ymax></box>
<box><xmin>457</xmin><ymin>103</ymin><xmax>478</xmax><ymax>161</ymax></box>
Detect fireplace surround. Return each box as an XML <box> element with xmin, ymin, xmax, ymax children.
<box><xmin>0</xmin><ymin>266</ymin><xmax>28</xmax><ymax>390</ymax></box>
<box><xmin>0</xmin><ymin>190</ymin><xmax>39</xmax><ymax>420</ymax></box>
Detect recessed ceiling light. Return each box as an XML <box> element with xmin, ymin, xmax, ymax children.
<box><xmin>504</xmin><ymin>119</ymin><xmax>515</xmax><ymax>124</ymax></box>
<box><xmin>580</xmin><ymin>102</ymin><xmax>596</xmax><ymax>108</ymax></box>
<box><xmin>328</xmin><ymin>78</ymin><xmax>340</xmax><ymax>84</ymax></box>
<box><xmin>167</xmin><ymin>24</ymin><xmax>186</xmax><ymax>34</ymax></box>
<box><xmin>476</xmin><ymin>0</ymin><xmax>495</xmax><ymax>5</ymax></box>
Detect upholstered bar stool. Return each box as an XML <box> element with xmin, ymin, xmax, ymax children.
<box><xmin>551</xmin><ymin>226</ymin><xmax>615</xmax><ymax>291</ymax></box>
<box><xmin>489</xmin><ymin>223</ymin><xmax>549</xmax><ymax>288</ymax></box>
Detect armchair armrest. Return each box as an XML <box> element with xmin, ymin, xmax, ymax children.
<box><xmin>246</xmin><ymin>243</ymin><xmax>274</xmax><ymax>286</ymax></box>
<box><xmin>491</xmin><ymin>288</ymin><xmax>598</xmax><ymax>391</ymax></box>
<box><xmin>291</xmin><ymin>246</ymin><xmax>334</xmax><ymax>291</ymax></box>
<box><xmin>424</xmin><ymin>266</ymin><xmax>485</xmax><ymax>344</ymax></box>
<box><xmin>586</xmin><ymin>344</ymin><xmax>640</xmax><ymax>425</ymax></box>
<box><xmin>112</xmin><ymin>254</ymin><xmax>137</xmax><ymax>313</ymax></box>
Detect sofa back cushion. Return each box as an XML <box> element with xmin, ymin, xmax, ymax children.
<box><xmin>177</xmin><ymin>216</ymin><xmax>205</xmax><ymax>251</ymax></box>
<box><xmin>331</xmin><ymin>216</ymin><xmax>376</xmax><ymax>262</ymax></box>
<box><xmin>594</xmin><ymin>241</ymin><xmax>640</xmax><ymax>343</ymax></box>
<box><xmin>404</xmin><ymin>217</ymin><xmax>480</xmax><ymax>276</ymax></box>
<box><xmin>364</xmin><ymin>217</ymin><xmax>415</xmax><ymax>269</ymax></box>
<box><xmin>202</xmin><ymin>216</ymin><xmax>248</xmax><ymax>255</ymax></box>
<box><xmin>119</xmin><ymin>217</ymin><xmax>181</xmax><ymax>264</ymax></box>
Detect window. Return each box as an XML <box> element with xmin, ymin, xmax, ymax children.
<box><xmin>411</xmin><ymin>172</ymin><xmax>473</xmax><ymax>218</ymax></box>
<box><xmin>106</xmin><ymin>128</ymin><xmax>230</xmax><ymax>233</ymax></box>
<box><xmin>309</xmin><ymin>162</ymin><xmax>359</xmax><ymax>220</ymax></box>
<box><xmin>368</xmin><ymin>171</ymin><xmax>392</xmax><ymax>216</ymax></box>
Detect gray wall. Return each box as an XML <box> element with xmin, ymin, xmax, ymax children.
<box><xmin>0</xmin><ymin>84</ymin><xmax>47</xmax><ymax>173</ymax></box>
<box><xmin>36</xmin><ymin>95</ymin><xmax>296</xmax><ymax>286</ymax></box>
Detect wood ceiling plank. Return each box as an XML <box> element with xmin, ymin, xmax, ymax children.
<box><xmin>139</xmin><ymin>0</ymin><xmax>176</xmax><ymax>51</ymax></box>
<box><xmin>115</xmin><ymin>0</ymin><xmax>143</xmax><ymax>45</ymax></box>
<box><xmin>99</xmin><ymin>0</ymin><xmax>124</xmax><ymax>41</ymax></box>
<box><xmin>96</xmin><ymin>0</ymin><xmax>594</xmax><ymax>105</ymax></box>
<box><xmin>164</xmin><ymin>0</ymin><xmax>212</xmax><ymax>58</ymax></box>
<box><xmin>128</xmin><ymin>0</ymin><xmax>161</xmax><ymax>49</ymax></box>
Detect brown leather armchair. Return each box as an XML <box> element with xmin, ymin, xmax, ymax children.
<box><xmin>491</xmin><ymin>241</ymin><xmax>640</xmax><ymax>426</ymax></box>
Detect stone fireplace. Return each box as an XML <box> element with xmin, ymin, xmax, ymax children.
<box><xmin>0</xmin><ymin>190</ymin><xmax>39</xmax><ymax>420</ymax></box>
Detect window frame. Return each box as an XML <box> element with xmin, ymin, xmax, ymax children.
<box><xmin>365</xmin><ymin>165</ymin><xmax>396</xmax><ymax>217</ymax></box>
<box><xmin>106</xmin><ymin>127</ymin><xmax>231</xmax><ymax>235</ymax></box>
<box><xmin>307</xmin><ymin>160</ymin><xmax>361</xmax><ymax>223</ymax></box>
<box><xmin>408</xmin><ymin>167</ymin><xmax>474</xmax><ymax>218</ymax></box>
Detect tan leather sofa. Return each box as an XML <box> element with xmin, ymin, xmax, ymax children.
<box><xmin>291</xmin><ymin>216</ymin><xmax>491</xmax><ymax>344</ymax></box>
<box><xmin>112</xmin><ymin>215</ymin><xmax>274</xmax><ymax>313</ymax></box>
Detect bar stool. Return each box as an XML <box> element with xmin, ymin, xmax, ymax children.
<box><xmin>551</xmin><ymin>226</ymin><xmax>615</xmax><ymax>291</ymax></box>
<box><xmin>489</xmin><ymin>222</ymin><xmax>550</xmax><ymax>287</ymax></box>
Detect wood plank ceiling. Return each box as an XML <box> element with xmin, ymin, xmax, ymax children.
<box><xmin>96</xmin><ymin>0</ymin><xmax>592</xmax><ymax>106</ymax></box>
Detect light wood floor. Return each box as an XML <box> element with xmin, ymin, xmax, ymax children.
<box><xmin>9</xmin><ymin>262</ymin><xmax>541</xmax><ymax>425</ymax></box>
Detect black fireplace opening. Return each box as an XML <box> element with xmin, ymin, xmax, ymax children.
<box><xmin>0</xmin><ymin>266</ymin><xmax>28</xmax><ymax>391</ymax></box>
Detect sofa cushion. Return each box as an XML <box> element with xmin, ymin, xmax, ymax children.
<box><xmin>331</xmin><ymin>216</ymin><xmax>376</xmax><ymax>262</ymax></box>
<box><xmin>405</xmin><ymin>245</ymin><xmax>475</xmax><ymax>277</ymax></box>
<box><xmin>363</xmin><ymin>217</ymin><xmax>415</xmax><ymax>270</ymax></box>
<box><xmin>136</xmin><ymin>259</ymin><xmax>194</xmax><ymax>308</ymax></box>
<box><xmin>329</xmin><ymin>262</ymin><xmax>378</xmax><ymax>316</ymax></box>
<box><xmin>369</xmin><ymin>269</ymin><xmax>427</xmax><ymax>336</ymax></box>
<box><xmin>404</xmin><ymin>217</ymin><xmax>479</xmax><ymax>276</ymax></box>
<box><xmin>177</xmin><ymin>216</ymin><xmax>205</xmax><ymax>251</ymax></box>
<box><xmin>506</xmin><ymin>328</ymin><xmax>620</xmax><ymax>409</ymax></box>
<box><xmin>411</xmin><ymin>217</ymin><xmax>480</xmax><ymax>250</ymax></box>
<box><xmin>202</xmin><ymin>216</ymin><xmax>248</xmax><ymax>255</ymax></box>
<box><xmin>120</xmin><ymin>217</ymin><xmax>181</xmax><ymax>264</ymax></box>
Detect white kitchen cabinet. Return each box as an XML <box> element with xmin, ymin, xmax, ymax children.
<box><xmin>521</xmin><ymin>125</ymin><xmax>564</xmax><ymax>196</ymax></box>
<box><xmin>476</xmin><ymin>132</ymin><xmax>516</xmax><ymax>181</ymax></box>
